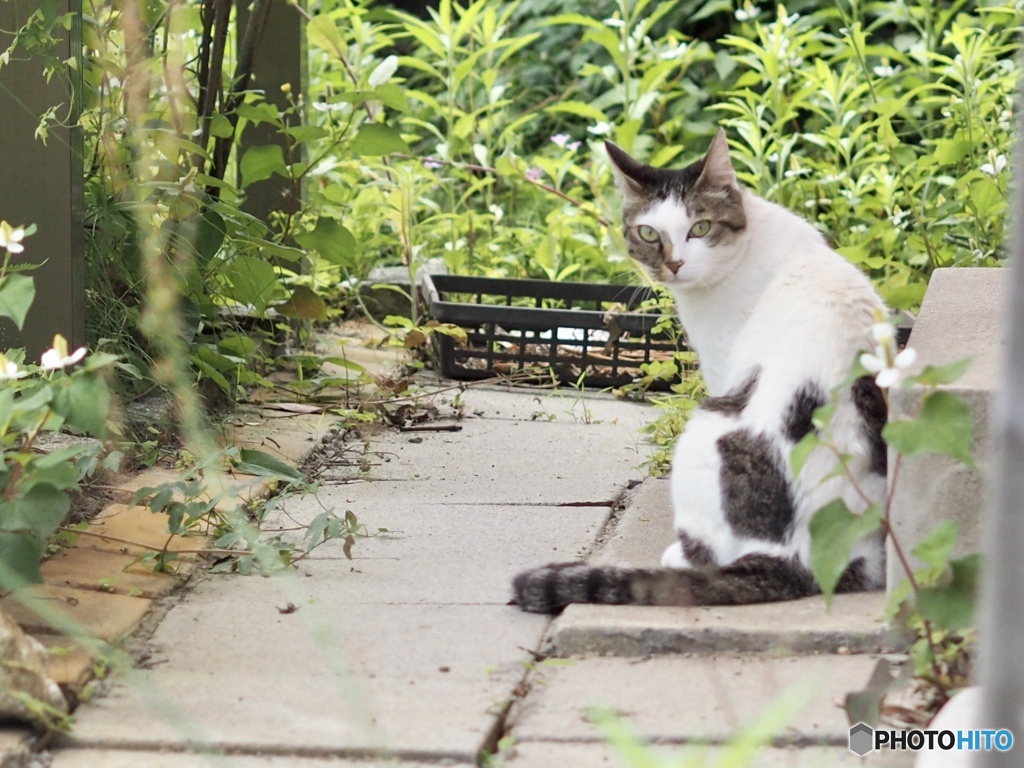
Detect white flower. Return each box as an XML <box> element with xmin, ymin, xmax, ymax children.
<box><xmin>660</xmin><ymin>42</ymin><xmax>689</xmax><ymax>60</ymax></box>
<box><xmin>368</xmin><ymin>55</ymin><xmax>398</xmax><ymax>88</ymax></box>
<box><xmin>0</xmin><ymin>221</ymin><xmax>26</xmax><ymax>254</ymax></box>
<box><xmin>603</xmin><ymin>17</ymin><xmax>625</xmax><ymax>28</ymax></box>
<box><xmin>872</xmin><ymin>63</ymin><xmax>900</xmax><ymax>78</ymax></box>
<box><xmin>488</xmin><ymin>204</ymin><xmax>504</xmax><ymax>224</ymax></box>
<box><xmin>981</xmin><ymin>154</ymin><xmax>1007</xmax><ymax>176</ymax></box>
<box><xmin>40</xmin><ymin>334</ymin><xmax>86</xmax><ymax>371</ymax></box>
<box><xmin>0</xmin><ymin>353</ymin><xmax>26</xmax><ymax>380</ymax></box>
<box><xmin>587</xmin><ymin>122</ymin><xmax>612</xmax><ymax>136</ymax></box>
<box><xmin>860</xmin><ymin>319</ymin><xmax>916</xmax><ymax>389</ymax></box>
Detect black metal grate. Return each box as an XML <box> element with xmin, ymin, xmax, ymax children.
<box><xmin>419</xmin><ymin>273</ymin><xmax>691</xmax><ymax>389</ymax></box>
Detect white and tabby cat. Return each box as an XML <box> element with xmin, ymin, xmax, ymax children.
<box><xmin>514</xmin><ymin>129</ymin><xmax>888</xmax><ymax>613</ymax></box>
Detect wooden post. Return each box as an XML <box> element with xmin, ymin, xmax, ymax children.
<box><xmin>977</xmin><ymin>88</ymin><xmax>1024</xmax><ymax>764</ymax></box>
<box><xmin>0</xmin><ymin>0</ymin><xmax>85</xmax><ymax>359</ymax></box>
<box><xmin>235</xmin><ymin>0</ymin><xmax>305</xmax><ymax>227</ymax></box>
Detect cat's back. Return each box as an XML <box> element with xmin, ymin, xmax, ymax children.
<box><xmin>732</xmin><ymin>192</ymin><xmax>884</xmax><ymax>387</ymax></box>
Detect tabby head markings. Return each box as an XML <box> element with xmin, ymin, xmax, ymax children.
<box><xmin>606</xmin><ymin>129</ymin><xmax>748</xmax><ymax>289</ymax></box>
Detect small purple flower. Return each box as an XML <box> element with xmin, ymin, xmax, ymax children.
<box><xmin>567</xmin><ymin>141</ymin><xmax>581</xmax><ymax>152</ymax></box>
<box><xmin>525</xmin><ymin>167</ymin><xmax>544</xmax><ymax>182</ymax></box>
<box><xmin>423</xmin><ymin>158</ymin><xmax>443</xmax><ymax>170</ymax></box>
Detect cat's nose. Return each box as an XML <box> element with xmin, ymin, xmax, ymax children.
<box><xmin>666</xmin><ymin>260</ymin><xmax>683</xmax><ymax>275</ymax></box>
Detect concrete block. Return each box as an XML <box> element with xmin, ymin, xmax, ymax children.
<box><xmin>64</xmin><ymin>667</ymin><xmax>509</xmax><ymax>759</ymax></box>
<box><xmin>320</xmin><ymin>417</ymin><xmax>649</xmax><ymax>505</ymax></box>
<box><xmin>453</xmin><ymin>385</ymin><xmax>657</xmax><ymax>433</ymax></box>
<box><xmin>556</xmin><ymin>479</ymin><xmax>896</xmax><ymax>656</ymax></box>
<box><xmin>547</xmin><ymin>594</ymin><xmax>899</xmax><ymax>657</ymax></box>
<box><xmin>591</xmin><ymin>476</ymin><xmax>673</xmax><ymax>568</ymax></box>
<box><xmin>887</xmin><ymin>268</ymin><xmax>1008</xmax><ymax>589</ymax></box>
<box><xmin>362</xmin><ymin>259</ymin><xmax>447</xmax><ymax>320</ymax></box>
<box><xmin>145</xmin><ymin>598</ymin><xmax>542</xmax><ymax>685</ymax></box>
<box><xmin>49</xmin><ymin>749</ymin><xmax>464</xmax><ymax>768</ymax></box>
<box><xmin>63</xmin><ymin>599</ymin><xmax>541</xmax><ymax>757</ymax></box>
<box><xmin>263</xmin><ymin>500</ymin><xmax>610</xmax><ymax>605</ymax></box>
<box><xmin>511</xmin><ymin>654</ymin><xmax>880</xmax><ymax>744</ymax></box>
<box><xmin>501</xmin><ymin>741</ymin><xmax>914</xmax><ymax>767</ymax></box>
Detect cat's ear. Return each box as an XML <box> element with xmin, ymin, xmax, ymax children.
<box><xmin>698</xmin><ymin>128</ymin><xmax>739</xmax><ymax>191</ymax></box>
<box><xmin>605</xmin><ymin>141</ymin><xmax>648</xmax><ymax>197</ymax></box>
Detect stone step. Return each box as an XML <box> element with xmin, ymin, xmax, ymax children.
<box><xmin>546</xmin><ymin>479</ymin><xmax>900</xmax><ymax>657</ymax></box>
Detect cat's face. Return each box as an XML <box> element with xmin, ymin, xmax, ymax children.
<box><xmin>606</xmin><ymin>129</ymin><xmax>748</xmax><ymax>289</ymax></box>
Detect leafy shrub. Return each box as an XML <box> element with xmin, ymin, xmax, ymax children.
<box><xmin>11</xmin><ymin>0</ymin><xmax>1012</xmax><ymax>398</ymax></box>
<box><xmin>0</xmin><ymin>223</ymin><xmax>117</xmax><ymax>588</ymax></box>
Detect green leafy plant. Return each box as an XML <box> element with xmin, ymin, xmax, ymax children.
<box><xmin>803</xmin><ymin>315</ymin><xmax>979</xmax><ymax>712</ymax></box>
<box><xmin>0</xmin><ymin>222</ymin><xmax>118</xmax><ymax>588</ymax></box>
<box><xmin>123</xmin><ymin>443</ymin><xmax>371</xmax><ymax>576</ymax></box>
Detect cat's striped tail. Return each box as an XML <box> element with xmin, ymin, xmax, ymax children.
<box><xmin>512</xmin><ymin>556</ymin><xmax>835</xmax><ymax>614</ymax></box>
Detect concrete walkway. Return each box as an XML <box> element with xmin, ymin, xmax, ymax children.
<box><xmin>42</xmin><ymin>376</ymin><xmax>913</xmax><ymax>767</ymax></box>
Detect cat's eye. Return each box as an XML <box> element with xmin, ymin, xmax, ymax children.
<box><xmin>688</xmin><ymin>220</ymin><xmax>712</xmax><ymax>238</ymax></box>
<box><xmin>637</xmin><ymin>225</ymin><xmax>661</xmax><ymax>243</ymax></box>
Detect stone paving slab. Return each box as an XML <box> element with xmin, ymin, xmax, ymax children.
<box><xmin>39</xmin><ymin>547</ymin><xmax>179</xmax><ymax>598</ymax></box>
<box><xmin>320</xmin><ymin>417</ymin><xmax>649</xmax><ymax>505</ymax></box>
<box><xmin>501</xmin><ymin>741</ymin><xmax>915</xmax><ymax>767</ymax></box>
<box><xmin>86</xmin><ymin>502</ymin><xmax>209</xmax><ymax>555</ymax></box>
<box><xmin>65</xmin><ymin>595</ymin><xmax>543</xmax><ymax>758</ymax></box>
<box><xmin>547</xmin><ymin>595</ymin><xmax>898</xmax><ymax>657</ymax></box>
<box><xmin>63</xmin><ymin>667</ymin><xmax>509</xmax><ymax>759</ymax></box>
<box><xmin>146</xmin><ymin>598</ymin><xmax>543</xmax><ymax>684</ymax></box>
<box><xmin>262</xmin><ymin>500</ymin><xmax>608</xmax><ymax>604</ymax></box>
<box><xmin>50</xmin><ymin>751</ymin><xmax>466</xmax><ymax>768</ymax></box>
<box><xmin>222</xmin><ymin>409</ymin><xmax>332</xmax><ymax>458</ymax></box>
<box><xmin>452</xmin><ymin>385</ymin><xmax>656</xmax><ymax>432</ymax></box>
<box><xmin>36</xmin><ymin>633</ymin><xmax>103</xmax><ymax>688</ymax></box>
<box><xmin>0</xmin><ymin>585</ymin><xmax>150</xmax><ymax>641</ymax></box>
<box><xmin>511</xmin><ymin>654</ymin><xmax>880</xmax><ymax>745</ymax></box>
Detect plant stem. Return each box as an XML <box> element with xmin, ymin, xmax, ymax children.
<box><xmin>57</xmin><ymin>525</ymin><xmax>237</xmax><ymax>557</ymax></box>
<box><xmin>393</xmin><ymin>154</ymin><xmax>612</xmax><ymax>228</ymax></box>
<box><xmin>883</xmin><ymin>450</ymin><xmax>948</xmax><ymax>692</ymax></box>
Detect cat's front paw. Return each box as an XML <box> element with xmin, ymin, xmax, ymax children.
<box><xmin>661</xmin><ymin>542</ymin><xmax>688</xmax><ymax>569</ymax></box>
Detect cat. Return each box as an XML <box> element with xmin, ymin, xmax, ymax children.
<box><xmin>513</xmin><ymin>128</ymin><xmax>889</xmax><ymax>613</ymax></box>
